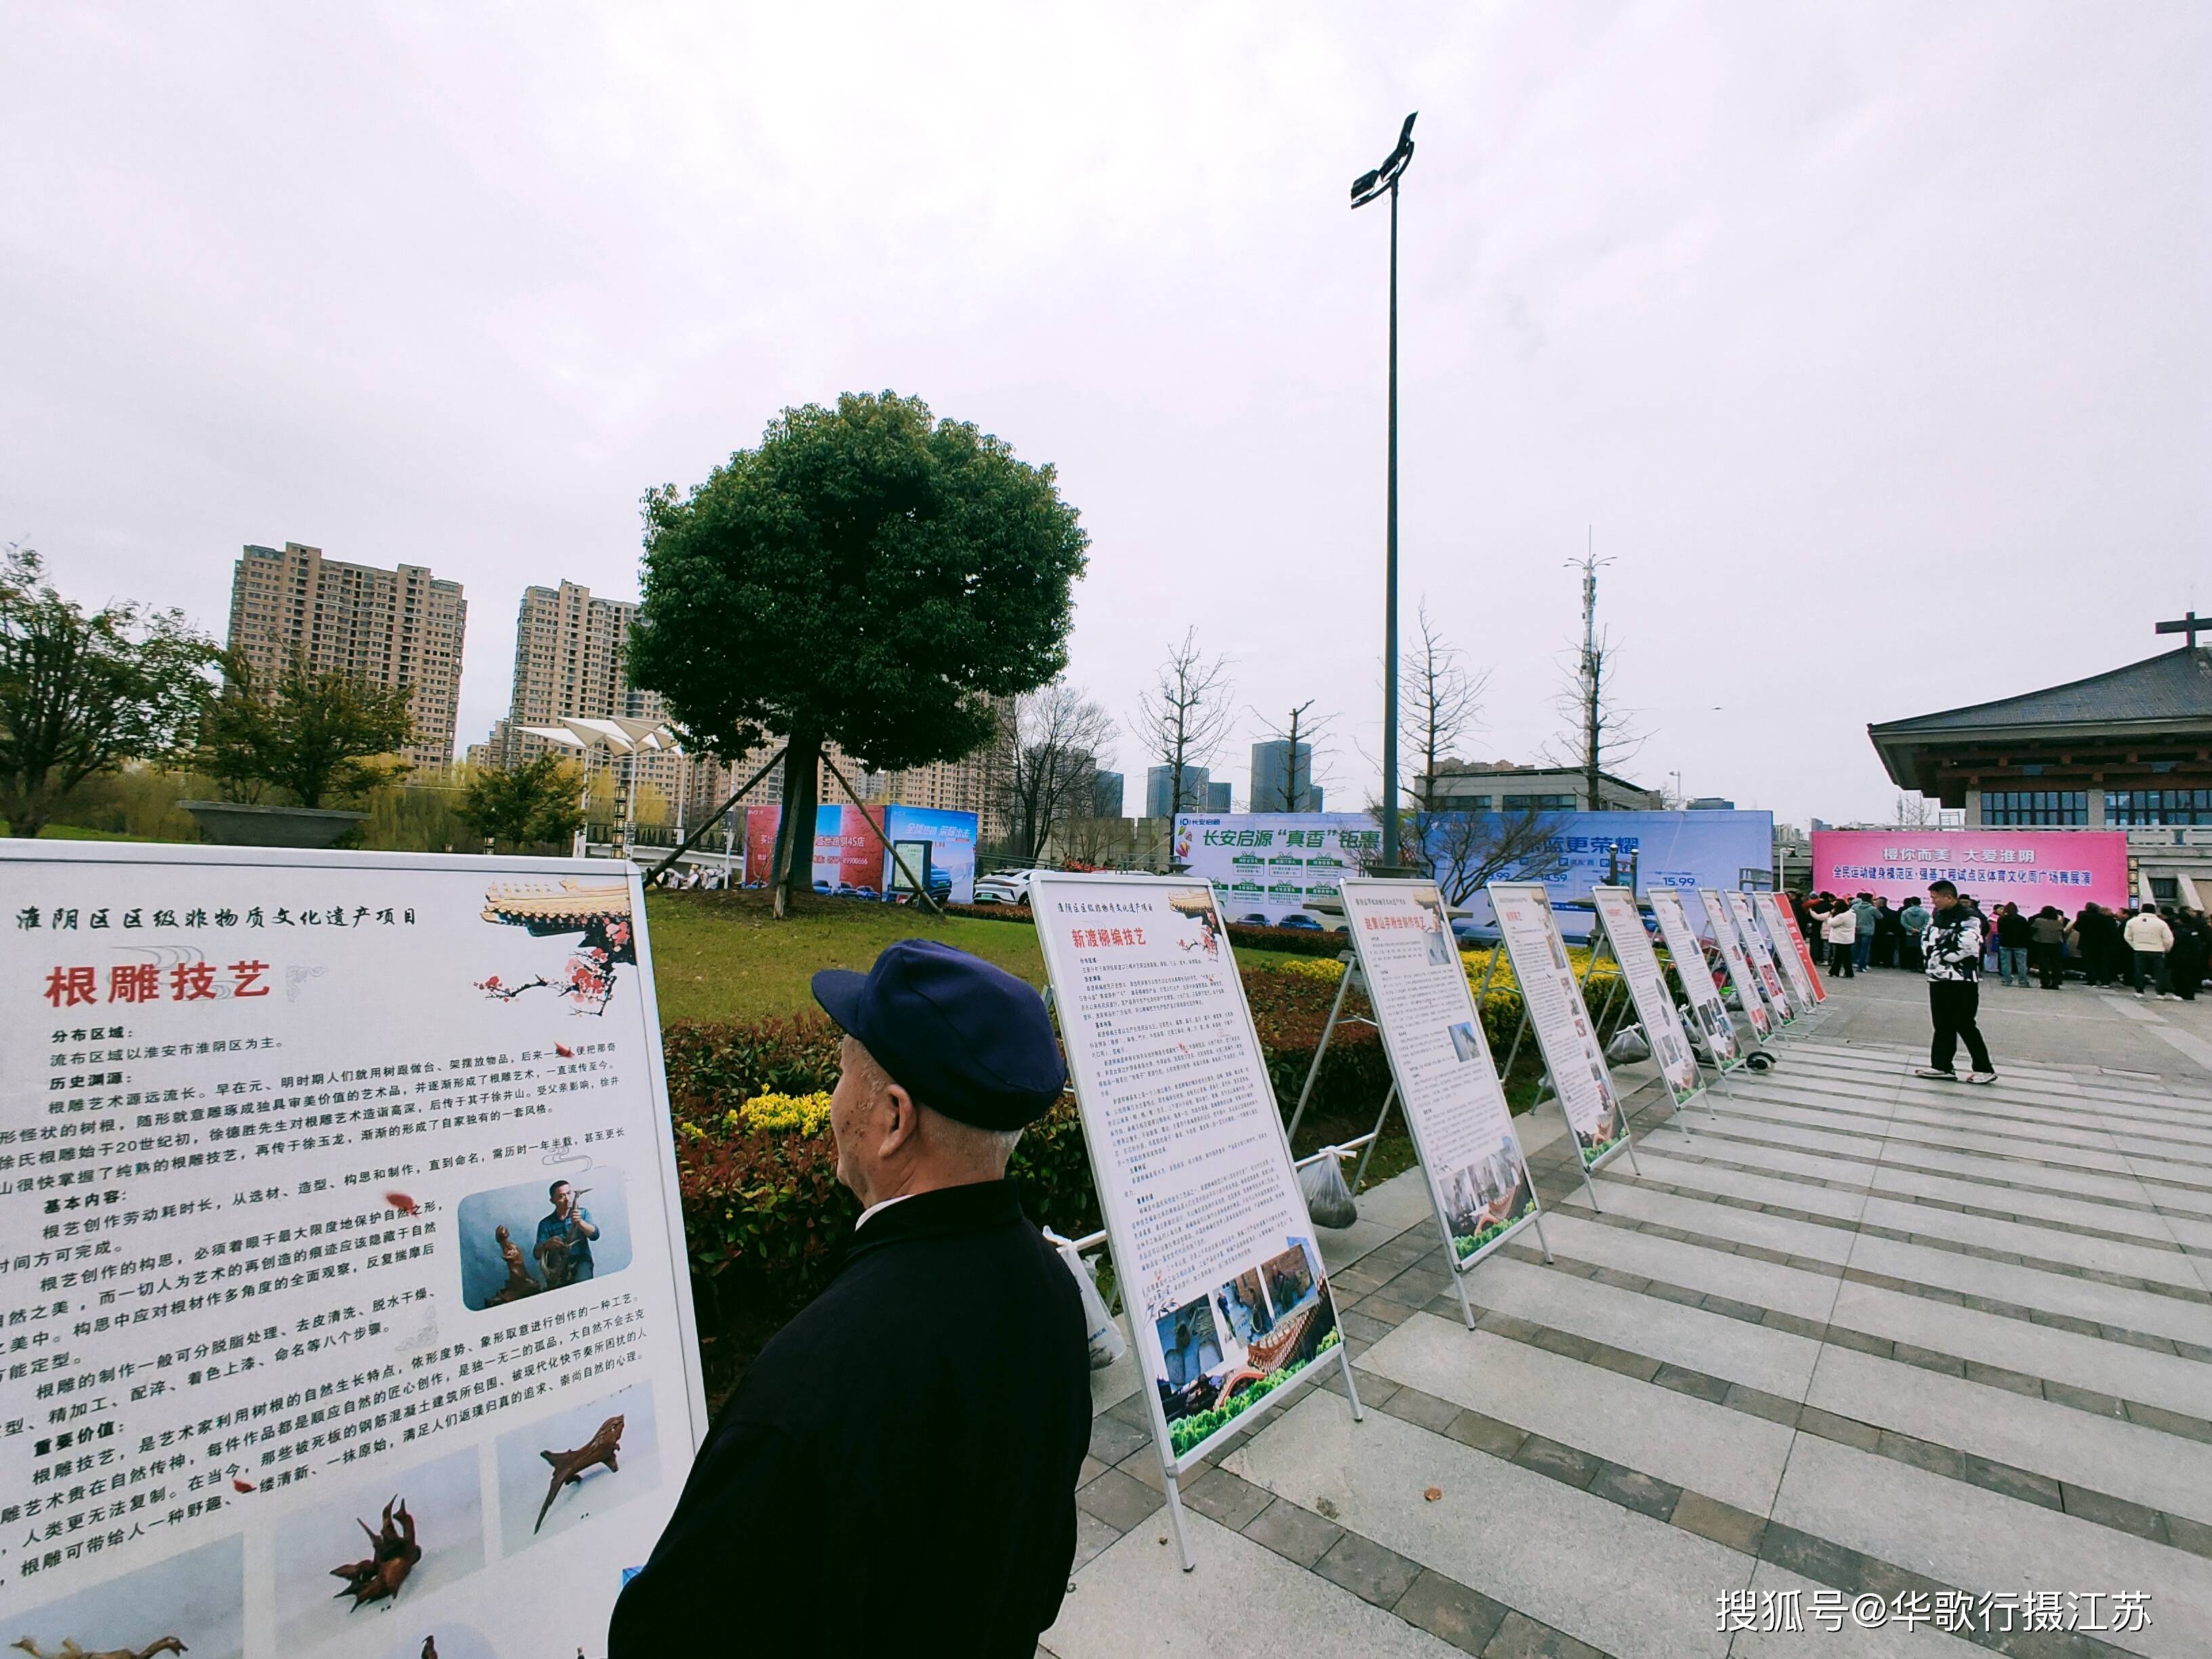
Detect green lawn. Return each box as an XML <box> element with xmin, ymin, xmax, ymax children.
<box><xmin>642</xmin><ymin>888</ymin><xmax>1312</xmax><ymax>1024</ymax></box>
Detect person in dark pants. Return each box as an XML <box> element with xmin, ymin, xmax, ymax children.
<box><xmin>2028</xmin><ymin>906</ymin><xmax>2069</xmax><ymax>990</ymax></box>
<box><xmin>2074</xmin><ymin>903</ymin><xmax>2121</xmax><ymax>987</ymax></box>
<box><xmin>609</xmin><ymin>941</ymin><xmax>1090</xmax><ymax>1659</ymax></box>
<box><xmin>1916</xmin><ymin>880</ymin><xmax>1996</xmax><ymax>1084</ymax></box>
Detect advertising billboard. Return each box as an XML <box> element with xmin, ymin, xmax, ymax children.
<box><xmin>1445</xmin><ymin>810</ymin><xmax>1776</xmax><ymax>939</ymax></box>
<box><xmin>1172</xmin><ymin>813</ymin><xmax>1380</xmax><ymax>923</ymax></box>
<box><xmin>1810</xmin><ymin>828</ymin><xmax>2130</xmax><ymax>916</ymax></box>
<box><xmin>741</xmin><ymin>803</ymin><xmax>977</xmax><ymax>903</ymax></box>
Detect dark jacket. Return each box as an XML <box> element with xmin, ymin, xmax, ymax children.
<box><xmin>1996</xmin><ymin>910</ymin><xmax>2033</xmax><ymax>947</ymax></box>
<box><xmin>609</xmin><ymin>1179</ymin><xmax>1091</xmax><ymax>1659</ymax></box>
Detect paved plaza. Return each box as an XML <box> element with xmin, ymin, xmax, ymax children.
<box><xmin>1046</xmin><ymin>975</ymin><xmax>2212</xmax><ymax>1658</ymax></box>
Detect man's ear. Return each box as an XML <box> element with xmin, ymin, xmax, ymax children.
<box><xmin>878</xmin><ymin>1081</ymin><xmax>921</xmax><ymax>1158</ymax></box>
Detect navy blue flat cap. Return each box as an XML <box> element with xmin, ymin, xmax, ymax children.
<box><xmin>811</xmin><ymin>939</ymin><xmax>1065</xmax><ymax>1130</ymax></box>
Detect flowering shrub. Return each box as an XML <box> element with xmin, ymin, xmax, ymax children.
<box><xmin>740</xmin><ymin>1091</ymin><xmax>835</xmax><ymax>1134</ymax></box>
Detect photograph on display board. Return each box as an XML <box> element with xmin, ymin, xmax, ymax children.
<box><xmin>1438</xmin><ymin>1134</ymin><xmax>1534</xmax><ymax>1260</ymax></box>
<box><xmin>12</xmin><ymin>1534</ymin><xmax>244</xmax><ymax>1659</ymax></box>
<box><xmin>1155</xmin><ymin>1237</ymin><xmax>1338</xmax><ymax>1459</ymax></box>
<box><xmin>270</xmin><ymin>1447</ymin><xmax>485</xmax><ymax>1654</ymax></box>
<box><xmin>495</xmin><ymin>1380</ymin><xmax>660</xmax><ymax>1554</ymax></box>
<box><xmin>456</xmin><ymin>1168</ymin><xmax>634</xmax><ymax>1310</ymax></box>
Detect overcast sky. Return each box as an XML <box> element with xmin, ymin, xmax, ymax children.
<box><xmin>4</xmin><ymin>3</ymin><xmax>2206</xmax><ymax>828</ymax></box>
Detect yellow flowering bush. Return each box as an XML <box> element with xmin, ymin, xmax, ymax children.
<box><xmin>739</xmin><ymin>1090</ymin><xmax>835</xmax><ymax>1134</ymax></box>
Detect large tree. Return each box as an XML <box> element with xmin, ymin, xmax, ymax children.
<box><xmin>457</xmin><ymin>752</ymin><xmax>586</xmax><ymax>850</ymax></box>
<box><xmin>630</xmin><ymin>392</ymin><xmax>1088</xmax><ymax>914</ymax></box>
<box><xmin>1400</xmin><ymin>601</ymin><xmax>1487</xmax><ymax>811</ymax></box>
<box><xmin>1</xmin><ymin>544</ymin><xmax>220</xmax><ymax>837</ymax></box>
<box><xmin>998</xmin><ymin>679</ymin><xmax>1114</xmax><ymax>863</ymax></box>
<box><xmin>197</xmin><ymin>654</ymin><xmax>415</xmax><ymax>809</ymax></box>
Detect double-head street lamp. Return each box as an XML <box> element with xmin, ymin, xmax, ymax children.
<box><xmin>1352</xmin><ymin>112</ymin><xmax>1417</xmax><ymax>867</ymax></box>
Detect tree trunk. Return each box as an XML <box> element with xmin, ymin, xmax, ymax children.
<box><xmin>772</xmin><ymin>734</ymin><xmax>820</xmax><ymax>919</ymax></box>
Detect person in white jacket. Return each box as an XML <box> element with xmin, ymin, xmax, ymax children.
<box><xmin>2124</xmin><ymin>907</ymin><xmax>2177</xmax><ymax>998</ymax></box>
<box><xmin>1820</xmin><ymin>903</ymin><xmax>1858</xmax><ymax>979</ymax></box>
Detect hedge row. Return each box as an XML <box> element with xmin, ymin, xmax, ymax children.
<box><xmin>662</xmin><ymin>949</ymin><xmax>1631</xmax><ymax>1363</ymax></box>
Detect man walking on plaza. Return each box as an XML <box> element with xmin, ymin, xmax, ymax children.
<box><xmin>1917</xmin><ymin>880</ymin><xmax>1996</xmax><ymax>1084</ymax></box>
<box><xmin>2125</xmin><ymin>904</ymin><xmax>2176</xmax><ymax>998</ymax></box>
<box><xmin>610</xmin><ymin>940</ymin><xmax>1089</xmax><ymax>1658</ymax></box>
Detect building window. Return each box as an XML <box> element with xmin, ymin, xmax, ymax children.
<box><xmin>2107</xmin><ymin>788</ymin><xmax>2212</xmax><ymax>826</ymax></box>
<box><xmin>1980</xmin><ymin>790</ymin><xmax>2086</xmax><ymax>827</ymax></box>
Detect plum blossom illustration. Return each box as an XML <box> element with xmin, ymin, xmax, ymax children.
<box><xmin>475</xmin><ymin>881</ymin><xmax>638</xmax><ymax>1016</ymax></box>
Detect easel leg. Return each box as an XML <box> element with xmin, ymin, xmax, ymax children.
<box><xmin>1161</xmin><ymin>1470</ymin><xmax>1197</xmax><ymax>1572</ymax></box>
<box><xmin>1448</xmin><ymin>1262</ymin><xmax>1479</xmax><ymax>1329</ymax></box>
<box><xmin>1525</xmin><ymin>1203</ymin><xmax>1557</xmax><ymax>1265</ymax></box>
<box><xmin>1336</xmin><ymin>1335</ymin><xmax>1366</xmax><ymax>1421</ymax></box>
<box><xmin>1349</xmin><ymin>1083</ymin><xmax>1398</xmax><ymax>1193</ymax></box>
<box><xmin>1284</xmin><ymin>964</ymin><xmax>1354</xmax><ymax>1147</ymax></box>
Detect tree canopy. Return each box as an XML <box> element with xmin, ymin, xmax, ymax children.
<box><xmin>1</xmin><ymin>544</ymin><xmax>219</xmax><ymax>837</ymax></box>
<box><xmin>629</xmin><ymin>390</ymin><xmax>1088</xmax><ymax>910</ymax></box>
<box><xmin>457</xmin><ymin>752</ymin><xmax>585</xmax><ymax>850</ymax></box>
<box><xmin>198</xmin><ymin>654</ymin><xmax>415</xmax><ymax>810</ymax></box>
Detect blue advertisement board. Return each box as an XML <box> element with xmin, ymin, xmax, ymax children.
<box><xmin>1446</xmin><ymin>809</ymin><xmax>1775</xmax><ymax>940</ymax></box>
<box><xmin>882</xmin><ymin>804</ymin><xmax>978</xmax><ymax>905</ymax></box>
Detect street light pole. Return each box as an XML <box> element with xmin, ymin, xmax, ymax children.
<box><xmin>1353</xmin><ymin>114</ymin><xmax>1417</xmax><ymax>869</ymax></box>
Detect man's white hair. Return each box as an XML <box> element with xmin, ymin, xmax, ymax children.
<box><xmin>853</xmin><ymin>1042</ymin><xmax>1023</xmax><ymax>1172</ymax></box>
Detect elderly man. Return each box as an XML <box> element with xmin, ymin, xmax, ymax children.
<box><xmin>610</xmin><ymin>940</ymin><xmax>1090</xmax><ymax>1658</ymax></box>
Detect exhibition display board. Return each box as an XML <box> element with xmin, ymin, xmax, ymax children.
<box><xmin>1753</xmin><ymin>892</ymin><xmax>1824</xmax><ymax>1008</ymax></box>
<box><xmin>1697</xmin><ymin>886</ymin><xmax>1774</xmax><ymax>1041</ymax></box>
<box><xmin>1724</xmin><ymin>890</ymin><xmax>1798</xmax><ymax>1026</ymax></box>
<box><xmin>1028</xmin><ymin>872</ymin><xmax>1357</xmax><ymax>1565</ymax></box>
<box><xmin>0</xmin><ymin>842</ymin><xmax>706</xmax><ymax>1659</ymax></box>
<box><xmin>1647</xmin><ymin>887</ymin><xmax>1742</xmax><ymax>1071</ymax></box>
<box><xmin>1338</xmin><ymin>880</ymin><xmax>1542</xmax><ymax>1288</ymax></box>
<box><xmin>1589</xmin><ymin>887</ymin><xmax>1704</xmax><ymax>1110</ymax></box>
<box><xmin>1487</xmin><ymin>882</ymin><xmax>1632</xmax><ymax>1178</ymax></box>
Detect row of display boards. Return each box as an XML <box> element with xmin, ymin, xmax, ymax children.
<box><xmin>1027</xmin><ymin>870</ymin><xmax>1829</xmax><ymax>1570</ymax></box>
<box><xmin>0</xmin><ymin>842</ymin><xmax>1836</xmax><ymax>1659</ymax></box>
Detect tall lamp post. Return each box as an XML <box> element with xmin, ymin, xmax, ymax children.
<box><xmin>1352</xmin><ymin>112</ymin><xmax>1417</xmax><ymax>867</ymax></box>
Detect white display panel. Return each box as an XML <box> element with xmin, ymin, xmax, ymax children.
<box><xmin>1486</xmin><ymin>882</ymin><xmax>1629</xmax><ymax>1171</ymax></box>
<box><xmin>1589</xmin><ymin>887</ymin><xmax>1704</xmax><ymax>1109</ymax></box>
<box><xmin>0</xmin><ymin>842</ymin><xmax>706</xmax><ymax>1659</ymax></box>
<box><xmin>1752</xmin><ymin>893</ymin><xmax>1821</xmax><ymax>1010</ymax></box>
<box><xmin>1646</xmin><ymin>888</ymin><xmax>1742</xmax><ymax>1071</ymax></box>
<box><xmin>1696</xmin><ymin>887</ymin><xmax>1774</xmax><ymax>1041</ymax></box>
<box><xmin>1028</xmin><ymin>874</ymin><xmax>1347</xmax><ymax>1472</ymax></box>
<box><xmin>1338</xmin><ymin>880</ymin><xmax>1538</xmax><ymax>1270</ymax></box>
<box><xmin>1724</xmin><ymin>890</ymin><xmax>1798</xmax><ymax>1025</ymax></box>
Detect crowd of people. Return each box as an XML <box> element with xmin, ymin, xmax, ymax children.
<box><xmin>1788</xmin><ymin>888</ymin><xmax>2211</xmax><ymax>1000</ymax></box>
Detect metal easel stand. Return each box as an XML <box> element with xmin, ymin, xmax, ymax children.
<box><xmin>1284</xmin><ymin>955</ymin><xmax>1401</xmax><ymax>1195</ymax></box>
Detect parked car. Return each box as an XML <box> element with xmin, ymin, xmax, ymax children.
<box><xmin>974</xmin><ymin>869</ymin><xmax>1040</xmax><ymax>905</ymax></box>
<box><xmin>1275</xmin><ymin>913</ymin><xmax>1323</xmax><ymax>931</ymax></box>
<box><xmin>1236</xmin><ymin>913</ymin><xmax>1271</xmax><ymax>926</ymax></box>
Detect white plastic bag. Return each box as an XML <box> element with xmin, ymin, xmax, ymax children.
<box><xmin>1605</xmin><ymin>1023</ymin><xmax>1651</xmax><ymax>1063</ymax></box>
<box><xmin>1299</xmin><ymin>1152</ymin><xmax>1359</xmax><ymax>1229</ymax></box>
<box><xmin>1055</xmin><ymin>1240</ymin><xmax>1125</xmax><ymax>1370</ymax></box>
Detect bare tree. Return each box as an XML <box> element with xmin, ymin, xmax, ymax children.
<box><xmin>1131</xmin><ymin>628</ymin><xmax>1234</xmax><ymax>830</ymax></box>
<box><xmin>1250</xmin><ymin>699</ymin><xmax>1333</xmax><ymax>812</ymax></box>
<box><xmin>1545</xmin><ymin>541</ymin><xmax>1644</xmax><ymax>806</ymax></box>
<box><xmin>1893</xmin><ymin>793</ymin><xmax>1934</xmax><ymax>829</ymax></box>
<box><xmin>1400</xmin><ymin>601</ymin><xmax>1489</xmax><ymax>811</ymax></box>
<box><xmin>1378</xmin><ymin>804</ymin><xmax>1572</xmax><ymax>906</ymax></box>
<box><xmin>998</xmin><ymin>679</ymin><xmax>1115</xmax><ymax>861</ymax></box>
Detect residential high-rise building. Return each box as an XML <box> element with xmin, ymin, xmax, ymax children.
<box><xmin>1250</xmin><ymin>739</ymin><xmax>1324</xmax><ymax>813</ymax></box>
<box><xmin>474</xmin><ymin>579</ymin><xmax>725</xmax><ymax>828</ymax></box>
<box><xmin>1145</xmin><ymin>764</ymin><xmax>1211</xmax><ymax>819</ymax></box>
<box><xmin>227</xmin><ymin>541</ymin><xmax>467</xmax><ymax>770</ymax></box>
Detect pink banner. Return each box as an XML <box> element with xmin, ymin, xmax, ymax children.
<box><xmin>1810</xmin><ymin>829</ymin><xmax>2131</xmax><ymax>914</ymax></box>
